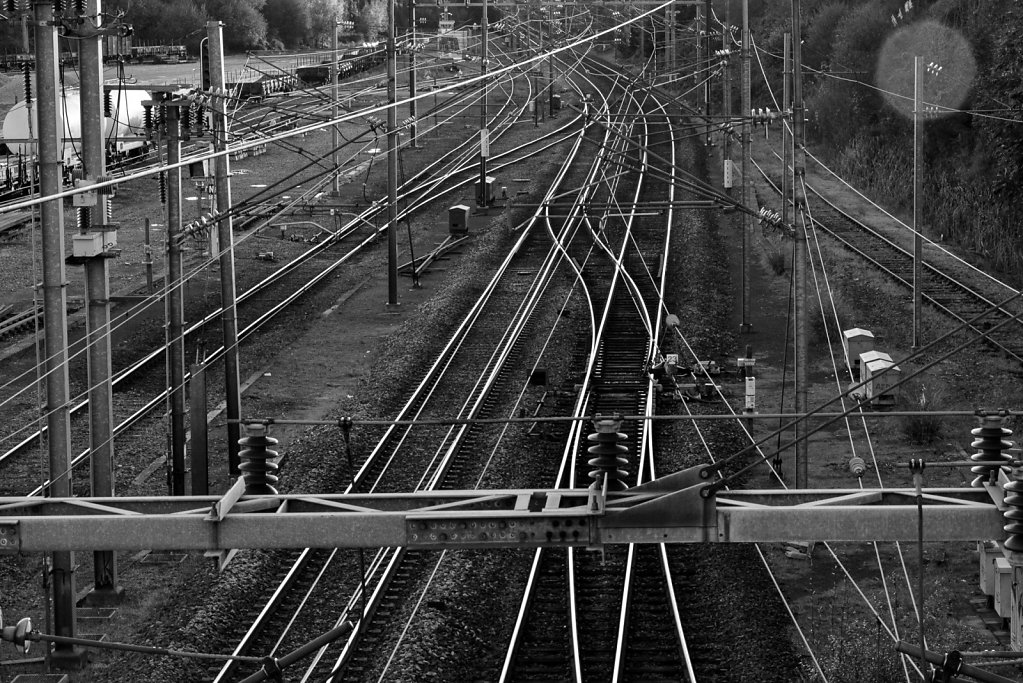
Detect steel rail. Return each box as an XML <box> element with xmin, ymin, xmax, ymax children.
<box><xmin>499</xmin><ymin>58</ymin><xmax>635</xmax><ymax>682</ymax></box>
<box><xmin>610</xmin><ymin>90</ymin><xmax>694</xmax><ymax>683</ymax></box>
<box><xmin>0</xmin><ymin>65</ymin><xmax>554</xmax><ymax>474</ymax></box>
<box><xmin>0</xmin><ymin>69</ymin><xmax>560</xmax><ymax>496</ymax></box>
<box><xmin>314</xmin><ymin>87</ymin><xmax>597</xmax><ymax>683</ymax></box>
<box><xmin>210</xmin><ymin>63</ymin><xmax>570</xmax><ymax>681</ymax></box>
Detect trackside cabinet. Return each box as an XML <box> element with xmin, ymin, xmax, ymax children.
<box><xmin>449</xmin><ymin>205</ymin><xmax>470</xmax><ymax>235</ymax></box>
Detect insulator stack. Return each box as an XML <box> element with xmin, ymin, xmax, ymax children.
<box><xmin>74</xmin><ymin>0</ymin><xmax>84</xmax><ymax>14</ymax></box>
<box><xmin>969</xmin><ymin>414</ymin><xmax>1013</xmax><ymax>487</ymax></box>
<box><xmin>587</xmin><ymin>417</ymin><xmax>629</xmax><ymax>491</ymax></box>
<box><xmin>1003</xmin><ymin>461</ymin><xmax>1023</xmax><ymax>553</ymax></box>
<box><xmin>76</xmin><ymin>207</ymin><xmax>88</xmax><ymax>233</ymax></box>
<box><xmin>239</xmin><ymin>424</ymin><xmax>279</xmax><ymax>494</ymax></box>
<box><xmin>22</xmin><ymin>64</ymin><xmax>31</xmax><ymax>105</ymax></box>
<box><xmin>849</xmin><ymin>455</ymin><xmax>865</xmax><ymax>478</ymax></box>
<box><xmin>103</xmin><ymin>89</ymin><xmax>111</xmax><ymax>117</ymax></box>
<box><xmin>158</xmin><ymin>172</ymin><xmax>166</xmax><ymax>204</ymax></box>
<box><xmin>5</xmin><ymin>0</ymin><xmax>16</xmax><ymax>14</ymax></box>
<box><xmin>143</xmin><ymin>104</ymin><xmax>153</xmax><ymax>139</ymax></box>
<box><xmin>52</xmin><ymin>0</ymin><xmax>64</xmax><ymax>14</ymax></box>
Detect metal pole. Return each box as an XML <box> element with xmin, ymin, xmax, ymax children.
<box><xmin>80</xmin><ymin>0</ymin><xmax>121</xmax><ymax>604</ymax></box>
<box><xmin>791</xmin><ymin>0</ymin><xmax>808</xmax><ymax>490</ymax></box>
<box><xmin>913</xmin><ymin>55</ymin><xmax>923</xmax><ymax>350</ymax></box>
<box><xmin>189</xmin><ymin>363</ymin><xmax>208</xmax><ymax>494</ymax></box>
<box><xmin>782</xmin><ymin>32</ymin><xmax>791</xmax><ymax>226</ymax></box>
<box><xmin>911</xmin><ymin>459</ymin><xmax>928</xmax><ymax>681</ymax></box>
<box><xmin>33</xmin><ymin>0</ymin><xmax>80</xmax><ymax>661</ymax></box>
<box><xmin>723</xmin><ymin>1</ymin><xmax>731</xmax><ymax>166</ymax></box>
<box><xmin>332</xmin><ymin>16</ymin><xmax>340</xmax><ymax>195</ymax></box>
<box><xmin>703</xmin><ymin>0</ymin><xmax>711</xmax><ymax>143</ymax></box>
<box><xmin>695</xmin><ymin>3</ymin><xmax>702</xmax><ymax>91</ymax></box>
<box><xmin>740</xmin><ymin>0</ymin><xmax>751</xmax><ymax>333</ymax></box>
<box><xmin>386</xmin><ymin>0</ymin><xmax>399</xmax><ymax>307</ymax></box>
<box><xmin>165</xmin><ymin>103</ymin><xmax>187</xmax><ymax>494</ymax></box>
<box><xmin>548</xmin><ymin>13</ymin><xmax>554</xmax><ymax>118</ymax></box>
<box><xmin>479</xmin><ymin>0</ymin><xmax>488</xmax><ymax>207</ymax></box>
<box><xmin>409</xmin><ymin>1</ymin><xmax>419</xmax><ymax>148</ymax></box>
<box><xmin>144</xmin><ymin>218</ymin><xmax>154</xmax><ymax>292</ymax></box>
<box><xmin>208</xmin><ymin>21</ymin><xmax>242</xmax><ymax>476</ymax></box>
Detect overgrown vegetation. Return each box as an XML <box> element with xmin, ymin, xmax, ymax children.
<box><xmin>802</xmin><ymin>570</ymin><xmax>992</xmax><ymax>682</ymax></box>
<box><xmin>899</xmin><ymin>380</ymin><xmax>945</xmax><ymax>443</ymax></box>
<box><xmin>739</xmin><ymin>0</ymin><xmax>1023</xmax><ymax>284</ymax></box>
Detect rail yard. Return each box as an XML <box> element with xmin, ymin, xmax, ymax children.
<box><xmin>2</xmin><ymin>1</ymin><xmax>1023</xmax><ymax>682</ymax></box>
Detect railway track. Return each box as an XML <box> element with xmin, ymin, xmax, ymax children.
<box><xmin>206</xmin><ymin>54</ymin><xmax>589</xmax><ymax>681</ymax></box>
<box><xmin>0</xmin><ymin>60</ymin><xmax>578</xmax><ymax>492</ymax></box>
<box><xmin>501</xmin><ymin>71</ymin><xmax>698</xmax><ymax>682</ymax></box>
<box><xmin>752</xmin><ymin>156</ymin><xmax>1023</xmax><ymax>365</ymax></box>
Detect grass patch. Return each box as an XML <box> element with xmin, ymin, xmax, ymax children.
<box><xmin>899</xmin><ymin>380</ymin><xmax>945</xmax><ymax>444</ymax></box>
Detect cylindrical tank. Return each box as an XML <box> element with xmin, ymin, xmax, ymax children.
<box><xmin>2</xmin><ymin>87</ymin><xmax>148</xmax><ymax>164</ymax></box>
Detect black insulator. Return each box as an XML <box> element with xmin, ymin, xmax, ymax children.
<box><xmin>180</xmin><ymin>106</ymin><xmax>191</xmax><ymax>141</ymax></box>
<box><xmin>587</xmin><ymin>417</ymin><xmax>629</xmax><ymax>491</ymax></box>
<box><xmin>5</xmin><ymin>0</ymin><xmax>16</xmax><ymax>13</ymax></box>
<box><xmin>52</xmin><ymin>0</ymin><xmax>63</xmax><ymax>15</ymax></box>
<box><xmin>23</xmin><ymin>64</ymin><xmax>31</xmax><ymax>105</ymax></box>
<box><xmin>194</xmin><ymin>105</ymin><xmax>205</xmax><ymax>136</ymax></box>
<box><xmin>74</xmin><ymin>0</ymin><xmax>84</xmax><ymax>15</ymax></box>
<box><xmin>159</xmin><ymin>172</ymin><xmax>166</xmax><ymax>204</ymax></box>
<box><xmin>239</xmin><ymin>424</ymin><xmax>279</xmax><ymax>495</ymax></box>
<box><xmin>103</xmin><ymin>89</ymin><xmax>111</xmax><ymax>117</ymax></box>
<box><xmin>969</xmin><ymin>414</ymin><xmax>1013</xmax><ymax>487</ymax></box>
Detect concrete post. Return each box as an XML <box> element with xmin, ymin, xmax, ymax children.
<box><xmin>33</xmin><ymin>0</ymin><xmax>82</xmax><ymax>664</ymax></box>
<box><xmin>165</xmin><ymin>103</ymin><xmax>187</xmax><ymax>495</ymax></box>
<box><xmin>386</xmin><ymin>0</ymin><xmax>399</xmax><ymax>307</ymax></box>
<box><xmin>207</xmin><ymin>21</ymin><xmax>243</xmax><ymax>476</ymax></box>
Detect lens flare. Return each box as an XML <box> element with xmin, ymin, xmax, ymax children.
<box><xmin>876</xmin><ymin>19</ymin><xmax>975</xmax><ymax>119</ymax></box>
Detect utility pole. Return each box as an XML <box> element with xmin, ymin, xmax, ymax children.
<box><xmin>740</xmin><ymin>0</ymin><xmax>751</xmax><ymax>333</ymax></box>
<box><xmin>791</xmin><ymin>0</ymin><xmax>808</xmax><ymax>490</ymax></box>
<box><xmin>478</xmin><ymin>0</ymin><xmax>489</xmax><ymax>207</ymax></box>
<box><xmin>163</xmin><ymin>102</ymin><xmax>187</xmax><ymax>494</ymax></box>
<box><xmin>782</xmin><ymin>32</ymin><xmax>791</xmax><ymax>225</ymax></box>
<box><xmin>33</xmin><ymin>0</ymin><xmax>82</xmax><ymax>664</ymax></box>
<box><xmin>408</xmin><ymin>0</ymin><xmax>419</xmax><ymax>148</ymax></box>
<box><xmin>695</xmin><ymin>3</ymin><xmax>701</xmax><ymax>95</ymax></box>
<box><xmin>332</xmin><ymin>16</ymin><xmax>341</xmax><ymax>195</ymax></box>
<box><xmin>207</xmin><ymin>20</ymin><xmax>243</xmax><ymax>476</ymax></box>
<box><xmin>704</xmin><ymin>0</ymin><xmax>712</xmax><ymax>145</ymax></box>
<box><xmin>78</xmin><ymin>0</ymin><xmax>122</xmax><ymax>605</ymax></box>
<box><xmin>723</xmin><ymin>1</ymin><xmax>731</xmax><ymax>169</ymax></box>
<box><xmin>912</xmin><ymin>55</ymin><xmax>923</xmax><ymax>350</ymax></box>
<box><xmin>386</xmin><ymin>0</ymin><xmax>399</xmax><ymax>308</ymax></box>
<box><xmin>548</xmin><ymin>11</ymin><xmax>555</xmax><ymax>118</ymax></box>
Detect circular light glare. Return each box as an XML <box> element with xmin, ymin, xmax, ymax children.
<box><xmin>876</xmin><ymin>19</ymin><xmax>976</xmax><ymax>120</ymax></box>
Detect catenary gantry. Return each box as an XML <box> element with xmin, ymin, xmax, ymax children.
<box><xmin>0</xmin><ymin>466</ymin><xmax>1006</xmax><ymax>554</ymax></box>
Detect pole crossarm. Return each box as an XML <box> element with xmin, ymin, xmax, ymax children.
<box><xmin>0</xmin><ymin>469</ymin><xmax>1006</xmax><ymax>553</ymax></box>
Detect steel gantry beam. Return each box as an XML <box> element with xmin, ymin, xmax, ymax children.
<box><xmin>0</xmin><ymin>468</ymin><xmax>1006</xmax><ymax>554</ymax></box>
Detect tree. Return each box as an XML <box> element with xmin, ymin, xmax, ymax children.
<box><xmin>263</xmin><ymin>0</ymin><xmax>311</xmax><ymax>48</ymax></box>
<box><xmin>355</xmin><ymin>0</ymin><xmax>386</xmax><ymax>40</ymax></box>
<box><xmin>206</xmin><ymin>0</ymin><xmax>268</xmax><ymax>49</ymax></box>
<box><xmin>307</xmin><ymin>0</ymin><xmax>345</xmax><ymax>47</ymax></box>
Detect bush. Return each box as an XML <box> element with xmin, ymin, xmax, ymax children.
<box><xmin>900</xmin><ymin>381</ymin><xmax>945</xmax><ymax>444</ymax></box>
<box><xmin>767</xmin><ymin>246</ymin><xmax>787</xmax><ymax>275</ymax></box>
